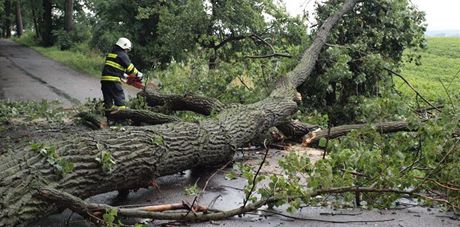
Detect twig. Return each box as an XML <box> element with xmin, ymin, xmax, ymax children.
<box><xmin>208</xmin><ymin>195</ymin><xmax>222</xmax><ymax>209</ymax></box>
<box><xmin>446</xmin><ymin>68</ymin><xmax>460</xmax><ymax>90</ymax></box>
<box><xmin>245</xmin><ymin>53</ymin><xmax>292</xmax><ymax>59</ymax></box>
<box><xmin>187</xmin><ymin>159</ymin><xmax>233</xmax><ymax>216</ymax></box>
<box><xmin>65</xmin><ymin>211</ymin><xmax>74</xmax><ymax>227</ymax></box>
<box><xmin>414</xmin><ymin>141</ymin><xmax>458</xmax><ymax>191</ymax></box>
<box><xmin>40</xmin><ymin>184</ymin><xmax>451</xmax><ymax>224</ymax></box>
<box><xmin>243</xmin><ymin>140</ymin><xmax>270</xmax><ymax>207</ymax></box>
<box><xmin>417</xmin><ymin>177</ymin><xmax>460</xmax><ymax>191</ymax></box>
<box><xmin>438</xmin><ymin>79</ymin><xmax>455</xmax><ymax>109</ymax></box>
<box><xmin>185</xmin><ymin>198</ymin><xmax>199</xmax><ymax>217</ymax></box>
<box><xmin>202</xmin><ymin>160</ymin><xmax>233</xmax><ymax>193</ymax></box>
<box><xmin>236</xmin><ymin>75</ymin><xmax>252</xmax><ymax>90</ymax></box>
<box><xmin>322</xmin><ymin>121</ymin><xmax>332</xmax><ymax>159</ymax></box>
<box><xmin>259</xmin><ymin>209</ymin><xmax>394</xmax><ymax>223</ymax></box>
<box><xmin>319</xmin><ymin>212</ymin><xmax>363</xmax><ymax>216</ymax></box>
<box><xmin>384</xmin><ymin>67</ymin><xmax>441</xmax><ymax>112</ymax></box>
<box><xmin>86</xmin><ymin>211</ymin><xmax>104</xmax><ymax>226</ymax></box>
<box><xmin>250</xmin><ymin>34</ymin><xmax>275</xmax><ymax>52</ymax></box>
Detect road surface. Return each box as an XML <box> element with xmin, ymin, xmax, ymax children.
<box><xmin>0</xmin><ymin>39</ymin><xmax>137</xmax><ymax>107</ymax></box>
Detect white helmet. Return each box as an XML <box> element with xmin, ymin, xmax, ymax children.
<box><xmin>116</xmin><ymin>37</ymin><xmax>132</xmax><ymax>51</ymax></box>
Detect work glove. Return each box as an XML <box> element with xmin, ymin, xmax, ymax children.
<box><xmin>137</xmin><ymin>72</ymin><xmax>144</xmax><ymax>79</ymax></box>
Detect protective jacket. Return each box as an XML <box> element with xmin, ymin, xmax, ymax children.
<box><xmin>101</xmin><ymin>45</ymin><xmax>139</xmax><ymax>82</ymax></box>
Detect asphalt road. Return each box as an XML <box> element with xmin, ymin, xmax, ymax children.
<box><xmin>0</xmin><ymin>39</ymin><xmax>137</xmax><ymax>107</ymax></box>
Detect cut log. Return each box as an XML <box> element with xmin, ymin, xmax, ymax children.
<box><xmin>277</xmin><ymin>120</ymin><xmax>320</xmax><ymax>141</ymax></box>
<box><xmin>303</xmin><ymin>121</ymin><xmax>411</xmax><ymax>146</ymax></box>
<box><xmin>0</xmin><ymin>1</ymin><xmax>358</xmax><ymax>225</ymax></box>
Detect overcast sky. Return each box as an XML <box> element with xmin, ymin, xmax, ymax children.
<box><xmin>284</xmin><ymin>0</ymin><xmax>460</xmax><ymax>31</ymax></box>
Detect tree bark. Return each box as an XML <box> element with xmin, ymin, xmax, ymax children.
<box><xmin>41</xmin><ymin>0</ymin><xmax>53</xmax><ymax>46</ymax></box>
<box><xmin>2</xmin><ymin>0</ymin><xmax>12</xmax><ymax>38</ymax></box>
<box><xmin>31</xmin><ymin>0</ymin><xmax>40</xmax><ymax>38</ymax></box>
<box><xmin>139</xmin><ymin>90</ymin><xmax>227</xmax><ymax>116</ymax></box>
<box><xmin>303</xmin><ymin>120</ymin><xmax>410</xmax><ymax>146</ymax></box>
<box><xmin>0</xmin><ymin>0</ymin><xmax>358</xmax><ymax>226</ymax></box>
<box><xmin>277</xmin><ymin>120</ymin><xmax>320</xmax><ymax>141</ymax></box>
<box><xmin>64</xmin><ymin>0</ymin><xmax>73</xmax><ymax>32</ymax></box>
<box><xmin>15</xmin><ymin>0</ymin><xmax>23</xmax><ymax>37</ymax></box>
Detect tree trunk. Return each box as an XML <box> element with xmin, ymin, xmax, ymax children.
<box><xmin>15</xmin><ymin>0</ymin><xmax>23</xmax><ymax>37</ymax></box>
<box><xmin>41</xmin><ymin>0</ymin><xmax>53</xmax><ymax>46</ymax></box>
<box><xmin>0</xmin><ymin>0</ymin><xmax>358</xmax><ymax>226</ymax></box>
<box><xmin>3</xmin><ymin>0</ymin><xmax>12</xmax><ymax>38</ymax></box>
<box><xmin>31</xmin><ymin>1</ymin><xmax>40</xmax><ymax>38</ymax></box>
<box><xmin>64</xmin><ymin>0</ymin><xmax>73</xmax><ymax>32</ymax></box>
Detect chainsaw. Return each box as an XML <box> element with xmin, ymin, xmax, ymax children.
<box><xmin>125</xmin><ymin>74</ymin><xmax>144</xmax><ymax>89</ymax></box>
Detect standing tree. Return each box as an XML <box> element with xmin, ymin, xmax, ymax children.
<box><xmin>14</xmin><ymin>0</ymin><xmax>23</xmax><ymax>37</ymax></box>
<box><xmin>64</xmin><ymin>0</ymin><xmax>73</xmax><ymax>32</ymax></box>
<box><xmin>90</xmin><ymin>0</ymin><xmax>308</xmax><ymax>69</ymax></box>
<box><xmin>2</xmin><ymin>0</ymin><xmax>12</xmax><ymax>38</ymax></box>
<box><xmin>299</xmin><ymin>0</ymin><xmax>426</xmax><ymax>123</ymax></box>
<box><xmin>41</xmin><ymin>0</ymin><xmax>53</xmax><ymax>46</ymax></box>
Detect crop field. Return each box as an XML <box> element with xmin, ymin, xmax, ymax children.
<box><xmin>399</xmin><ymin>37</ymin><xmax>460</xmax><ymax>101</ymax></box>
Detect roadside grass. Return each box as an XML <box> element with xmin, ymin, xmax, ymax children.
<box><xmin>13</xmin><ymin>33</ymin><xmax>104</xmax><ymax>78</ymax></box>
<box><xmin>399</xmin><ymin>37</ymin><xmax>460</xmax><ymax>101</ymax></box>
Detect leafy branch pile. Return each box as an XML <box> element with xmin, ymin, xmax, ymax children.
<box><xmin>239</xmin><ymin>94</ymin><xmax>459</xmax><ymax>214</ymax></box>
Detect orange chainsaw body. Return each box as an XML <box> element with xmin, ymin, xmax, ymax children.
<box><xmin>126</xmin><ymin>74</ymin><xmax>144</xmax><ymax>89</ymax></box>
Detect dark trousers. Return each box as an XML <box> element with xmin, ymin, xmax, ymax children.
<box><xmin>101</xmin><ymin>81</ymin><xmax>126</xmax><ymax>110</ymax></box>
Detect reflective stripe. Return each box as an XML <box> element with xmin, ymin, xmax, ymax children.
<box><xmin>126</xmin><ymin>63</ymin><xmax>139</xmax><ymax>75</ymax></box>
<box><xmin>105</xmin><ymin>60</ymin><xmax>125</xmax><ymax>71</ymax></box>
<box><xmin>101</xmin><ymin>75</ymin><xmax>121</xmax><ymax>82</ymax></box>
<box><xmin>107</xmin><ymin>53</ymin><xmax>118</xmax><ymax>58</ymax></box>
<box><xmin>116</xmin><ymin>105</ymin><xmax>127</xmax><ymax>110</ymax></box>
<box><xmin>127</xmin><ymin>64</ymin><xmax>134</xmax><ymax>71</ymax></box>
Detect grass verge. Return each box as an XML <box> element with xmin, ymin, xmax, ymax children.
<box><xmin>13</xmin><ymin>32</ymin><xmax>104</xmax><ymax>78</ymax></box>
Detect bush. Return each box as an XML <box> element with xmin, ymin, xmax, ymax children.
<box><xmin>53</xmin><ymin>23</ymin><xmax>92</xmax><ymax>50</ymax></box>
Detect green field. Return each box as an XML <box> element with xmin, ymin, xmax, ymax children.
<box><xmin>400</xmin><ymin>37</ymin><xmax>460</xmax><ymax>101</ymax></box>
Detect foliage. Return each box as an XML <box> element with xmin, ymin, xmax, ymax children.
<box><xmin>31</xmin><ymin>143</ymin><xmax>75</xmax><ymax>177</ymax></box>
<box><xmin>255</xmin><ymin>93</ymin><xmax>459</xmax><ymax>212</ymax></box>
<box><xmin>53</xmin><ymin>23</ymin><xmax>92</xmax><ymax>50</ymax></box>
<box><xmin>299</xmin><ymin>0</ymin><xmax>427</xmax><ymax>124</ymax></box>
<box><xmin>89</xmin><ymin>0</ymin><xmax>308</xmax><ymax>69</ymax></box>
<box><xmin>95</xmin><ymin>150</ymin><xmax>116</xmax><ymax>173</ymax></box>
<box><xmin>184</xmin><ymin>182</ymin><xmax>200</xmax><ymax>196</ymax></box>
<box><xmin>157</xmin><ymin>45</ymin><xmax>305</xmax><ymax>104</ymax></box>
<box><xmin>0</xmin><ymin>100</ymin><xmax>69</xmax><ymax>122</ymax></box>
<box><xmin>102</xmin><ymin>208</ymin><xmax>118</xmax><ymax>227</ymax></box>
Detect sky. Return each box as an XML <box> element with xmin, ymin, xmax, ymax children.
<box><xmin>283</xmin><ymin>0</ymin><xmax>460</xmax><ymax>31</ymax></box>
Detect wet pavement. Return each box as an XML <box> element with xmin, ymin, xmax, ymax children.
<box><xmin>31</xmin><ymin>149</ymin><xmax>460</xmax><ymax>227</ymax></box>
<box><xmin>0</xmin><ymin>39</ymin><xmax>138</xmax><ymax>107</ymax></box>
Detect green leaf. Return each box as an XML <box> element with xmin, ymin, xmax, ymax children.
<box><xmin>318</xmin><ymin>138</ymin><xmax>327</xmax><ymax>148</ymax></box>
<box><xmin>151</xmin><ymin>135</ymin><xmax>164</xmax><ymax>146</ymax></box>
<box><xmin>30</xmin><ymin>143</ymin><xmax>43</xmax><ymax>152</ymax></box>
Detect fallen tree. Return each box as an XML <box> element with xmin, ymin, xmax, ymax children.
<box><xmin>303</xmin><ymin>120</ymin><xmax>411</xmax><ymax>146</ymax></box>
<box><xmin>0</xmin><ymin>0</ymin><xmax>358</xmax><ymax>226</ymax></box>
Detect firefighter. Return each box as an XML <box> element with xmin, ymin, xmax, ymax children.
<box><xmin>100</xmin><ymin>37</ymin><xmax>143</xmax><ymax>113</ymax></box>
